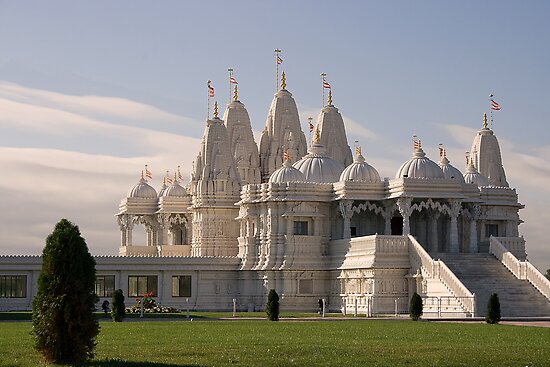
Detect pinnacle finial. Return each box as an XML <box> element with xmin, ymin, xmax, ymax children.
<box><xmin>233</xmin><ymin>85</ymin><xmax>238</xmax><ymax>101</ymax></box>
<box><xmin>327</xmin><ymin>89</ymin><xmax>333</xmax><ymax>106</ymax></box>
<box><xmin>213</xmin><ymin>101</ymin><xmax>219</xmax><ymax>118</ymax></box>
<box><xmin>483</xmin><ymin>112</ymin><xmax>488</xmax><ymax>129</ymax></box>
<box><xmin>313</xmin><ymin>125</ymin><xmax>320</xmax><ymax>143</ymax></box>
<box><xmin>281</xmin><ymin>71</ymin><xmax>286</xmax><ymax>90</ymax></box>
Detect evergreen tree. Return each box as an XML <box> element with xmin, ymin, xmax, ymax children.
<box><xmin>409</xmin><ymin>292</ymin><xmax>423</xmax><ymax>321</ymax></box>
<box><xmin>32</xmin><ymin>219</ymin><xmax>99</xmax><ymax>364</ymax></box>
<box><xmin>265</xmin><ymin>289</ymin><xmax>280</xmax><ymax>321</ymax></box>
<box><xmin>111</xmin><ymin>289</ymin><xmax>126</xmax><ymax>322</ymax></box>
<box><xmin>486</xmin><ymin>293</ymin><xmax>501</xmax><ymax>324</ymax></box>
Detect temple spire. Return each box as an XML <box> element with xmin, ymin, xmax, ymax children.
<box><xmin>280</xmin><ymin>71</ymin><xmax>286</xmax><ymax>90</ymax></box>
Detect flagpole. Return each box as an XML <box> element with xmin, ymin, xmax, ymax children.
<box><xmin>207</xmin><ymin>80</ymin><xmax>211</xmax><ymax>120</ymax></box>
<box><xmin>308</xmin><ymin>117</ymin><xmax>313</xmax><ymax>146</ymax></box>
<box><xmin>275</xmin><ymin>49</ymin><xmax>281</xmax><ymax>92</ymax></box>
<box><xmin>320</xmin><ymin>73</ymin><xmax>326</xmax><ymax>108</ymax></box>
<box><xmin>489</xmin><ymin>94</ymin><xmax>494</xmax><ymax>130</ymax></box>
<box><xmin>228</xmin><ymin>68</ymin><xmax>233</xmax><ymax>104</ymax></box>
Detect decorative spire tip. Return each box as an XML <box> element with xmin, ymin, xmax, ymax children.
<box><xmin>281</xmin><ymin>71</ymin><xmax>286</xmax><ymax>90</ymax></box>
<box><xmin>233</xmin><ymin>85</ymin><xmax>238</xmax><ymax>101</ymax></box>
<box><xmin>213</xmin><ymin>101</ymin><xmax>219</xmax><ymax>118</ymax></box>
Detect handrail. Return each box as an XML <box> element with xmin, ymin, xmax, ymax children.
<box><xmin>490</xmin><ymin>237</ymin><xmax>550</xmax><ymax>301</ymax></box>
<box><xmin>408</xmin><ymin>235</ymin><xmax>475</xmax><ymax>315</ymax></box>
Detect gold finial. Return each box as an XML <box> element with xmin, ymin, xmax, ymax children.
<box><xmin>233</xmin><ymin>85</ymin><xmax>238</xmax><ymax>101</ymax></box>
<box><xmin>483</xmin><ymin>112</ymin><xmax>488</xmax><ymax>129</ymax></box>
<box><xmin>327</xmin><ymin>89</ymin><xmax>333</xmax><ymax>106</ymax></box>
<box><xmin>281</xmin><ymin>71</ymin><xmax>286</xmax><ymax>90</ymax></box>
<box><xmin>213</xmin><ymin>101</ymin><xmax>219</xmax><ymax>118</ymax></box>
<box><xmin>313</xmin><ymin>125</ymin><xmax>320</xmax><ymax>143</ymax></box>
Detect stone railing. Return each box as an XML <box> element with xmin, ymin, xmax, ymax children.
<box><xmin>490</xmin><ymin>237</ymin><xmax>550</xmax><ymax>301</ymax></box>
<box><xmin>373</xmin><ymin>235</ymin><xmax>409</xmax><ymax>254</ymax></box>
<box><xmin>409</xmin><ymin>235</ymin><xmax>475</xmax><ymax>316</ymax></box>
<box><xmin>493</xmin><ymin>236</ymin><xmax>526</xmax><ymax>259</ymax></box>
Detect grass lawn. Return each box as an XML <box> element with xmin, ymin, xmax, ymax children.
<box><xmin>0</xmin><ymin>320</ymin><xmax>549</xmax><ymax>366</ymax></box>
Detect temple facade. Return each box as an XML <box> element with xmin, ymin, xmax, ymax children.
<box><xmin>1</xmin><ymin>75</ymin><xmax>549</xmax><ymax>318</ymax></box>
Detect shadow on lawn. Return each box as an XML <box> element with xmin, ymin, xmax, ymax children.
<box><xmin>80</xmin><ymin>359</ymin><xmax>201</xmax><ymax>367</ymax></box>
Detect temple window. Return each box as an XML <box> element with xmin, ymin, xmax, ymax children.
<box><xmin>485</xmin><ymin>224</ymin><xmax>499</xmax><ymax>237</ymax></box>
<box><xmin>95</xmin><ymin>275</ymin><xmax>115</xmax><ymax>297</ymax></box>
<box><xmin>128</xmin><ymin>275</ymin><xmax>158</xmax><ymax>297</ymax></box>
<box><xmin>172</xmin><ymin>275</ymin><xmax>192</xmax><ymax>297</ymax></box>
<box><xmin>294</xmin><ymin>221</ymin><xmax>309</xmax><ymax>235</ymax></box>
<box><xmin>299</xmin><ymin>279</ymin><xmax>313</xmax><ymax>294</ymax></box>
<box><xmin>0</xmin><ymin>275</ymin><xmax>26</xmax><ymax>298</ymax></box>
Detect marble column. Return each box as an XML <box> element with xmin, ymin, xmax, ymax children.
<box><xmin>469</xmin><ymin>204</ymin><xmax>481</xmax><ymax>253</ymax></box>
<box><xmin>397</xmin><ymin>198</ymin><xmax>413</xmax><ymax>236</ymax></box>
<box><xmin>428</xmin><ymin>211</ymin><xmax>440</xmax><ymax>253</ymax></box>
<box><xmin>383</xmin><ymin>202</ymin><xmax>394</xmax><ymax>235</ymax></box>
<box><xmin>339</xmin><ymin>200</ymin><xmax>354</xmax><ymax>239</ymax></box>
<box><xmin>448</xmin><ymin>199</ymin><xmax>462</xmax><ymax>253</ymax></box>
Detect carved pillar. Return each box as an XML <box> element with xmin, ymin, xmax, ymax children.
<box><xmin>339</xmin><ymin>200</ymin><xmax>354</xmax><ymax>239</ymax></box>
<box><xmin>428</xmin><ymin>211</ymin><xmax>440</xmax><ymax>253</ymax></box>
<box><xmin>383</xmin><ymin>202</ymin><xmax>394</xmax><ymax>235</ymax></box>
<box><xmin>157</xmin><ymin>214</ymin><xmax>169</xmax><ymax>247</ymax></box>
<box><xmin>117</xmin><ymin>215</ymin><xmax>133</xmax><ymax>247</ymax></box>
<box><xmin>448</xmin><ymin>199</ymin><xmax>462</xmax><ymax>253</ymax></box>
<box><xmin>397</xmin><ymin>198</ymin><xmax>412</xmax><ymax>236</ymax></box>
<box><xmin>469</xmin><ymin>204</ymin><xmax>481</xmax><ymax>253</ymax></box>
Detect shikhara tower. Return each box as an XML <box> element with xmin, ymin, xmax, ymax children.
<box><xmin>2</xmin><ymin>60</ymin><xmax>549</xmax><ymax>318</ymax></box>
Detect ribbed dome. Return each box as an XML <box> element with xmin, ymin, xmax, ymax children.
<box><xmin>464</xmin><ymin>163</ymin><xmax>489</xmax><ymax>187</ymax></box>
<box><xmin>163</xmin><ymin>180</ymin><xmax>188</xmax><ymax>197</ymax></box>
<box><xmin>128</xmin><ymin>177</ymin><xmax>157</xmax><ymax>198</ymax></box>
<box><xmin>439</xmin><ymin>156</ymin><xmax>465</xmax><ymax>183</ymax></box>
<box><xmin>396</xmin><ymin>148</ymin><xmax>445</xmax><ymax>179</ymax></box>
<box><xmin>269</xmin><ymin>160</ymin><xmax>306</xmax><ymax>183</ymax></box>
<box><xmin>340</xmin><ymin>154</ymin><xmax>381</xmax><ymax>182</ymax></box>
<box><xmin>293</xmin><ymin>142</ymin><xmax>344</xmax><ymax>183</ymax></box>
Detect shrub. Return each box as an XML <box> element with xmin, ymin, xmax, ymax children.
<box><xmin>486</xmin><ymin>293</ymin><xmax>501</xmax><ymax>324</ymax></box>
<box><xmin>409</xmin><ymin>292</ymin><xmax>423</xmax><ymax>321</ymax></box>
<box><xmin>265</xmin><ymin>289</ymin><xmax>280</xmax><ymax>321</ymax></box>
<box><xmin>111</xmin><ymin>289</ymin><xmax>126</xmax><ymax>322</ymax></box>
<box><xmin>32</xmin><ymin>219</ymin><xmax>99</xmax><ymax>364</ymax></box>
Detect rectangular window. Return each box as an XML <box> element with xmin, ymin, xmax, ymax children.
<box><xmin>486</xmin><ymin>224</ymin><xmax>499</xmax><ymax>237</ymax></box>
<box><xmin>172</xmin><ymin>275</ymin><xmax>192</xmax><ymax>297</ymax></box>
<box><xmin>95</xmin><ymin>275</ymin><xmax>115</xmax><ymax>297</ymax></box>
<box><xmin>128</xmin><ymin>276</ymin><xmax>158</xmax><ymax>297</ymax></box>
<box><xmin>0</xmin><ymin>275</ymin><xmax>27</xmax><ymax>298</ymax></box>
<box><xmin>299</xmin><ymin>279</ymin><xmax>313</xmax><ymax>294</ymax></box>
<box><xmin>294</xmin><ymin>221</ymin><xmax>309</xmax><ymax>235</ymax></box>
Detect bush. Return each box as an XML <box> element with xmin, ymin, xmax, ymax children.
<box><xmin>486</xmin><ymin>293</ymin><xmax>501</xmax><ymax>324</ymax></box>
<box><xmin>32</xmin><ymin>219</ymin><xmax>99</xmax><ymax>364</ymax></box>
<box><xmin>111</xmin><ymin>289</ymin><xmax>126</xmax><ymax>322</ymax></box>
<box><xmin>265</xmin><ymin>289</ymin><xmax>280</xmax><ymax>321</ymax></box>
<box><xmin>409</xmin><ymin>292</ymin><xmax>423</xmax><ymax>321</ymax></box>
<box><xmin>126</xmin><ymin>291</ymin><xmax>178</xmax><ymax>313</ymax></box>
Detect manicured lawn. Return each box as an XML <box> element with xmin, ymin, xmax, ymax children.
<box><xmin>0</xmin><ymin>320</ymin><xmax>549</xmax><ymax>366</ymax></box>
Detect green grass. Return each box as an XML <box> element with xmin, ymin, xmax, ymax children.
<box><xmin>0</xmin><ymin>320</ymin><xmax>549</xmax><ymax>366</ymax></box>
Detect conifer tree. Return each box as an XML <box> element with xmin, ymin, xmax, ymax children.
<box><xmin>409</xmin><ymin>292</ymin><xmax>423</xmax><ymax>321</ymax></box>
<box><xmin>266</xmin><ymin>289</ymin><xmax>280</xmax><ymax>321</ymax></box>
<box><xmin>32</xmin><ymin>219</ymin><xmax>99</xmax><ymax>364</ymax></box>
<box><xmin>111</xmin><ymin>289</ymin><xmax>126</xmax><ymax>322</ymax></box>
<box><xmin>486</xmin><ymin>293</ymin><xmax>501</xmax><ymax>324</ymax></box>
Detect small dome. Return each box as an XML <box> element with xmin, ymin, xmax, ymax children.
<box><xmin>464</xmin><ymin>163</ymin><xmax>489</xmax><ymax>187</ymax></box>
<box><xmin>128</xmin><ymin>177</ymin><xmax>157</xmax><ymax>198</ymax></box>
<box><xmin>396</xmin><ymin>148</ymin><xmax>445</xmax><ymax>179</ymax></box>
<box><xmin>163</xmin><ymin>180</ymin><xmax>188</xmax><ymax>197</ymax></box>
<box><xmin>293</xmin><ymin>142</ymin><xmax>344</xmax><ymax>183</ymax></box>
<box><xmin>340</xmin><ymin>154</ymin><xmax>381</xmax><ymax>182</ymax></box>
<box><xmin>269</xmin><ymin>160</ymin><xmax>306</xmax><ymax>183</ymax></box>
<box><xmin>439</xmin><ymin>156</ymin><xmax>465</xmax><ymax>183</ymax></box>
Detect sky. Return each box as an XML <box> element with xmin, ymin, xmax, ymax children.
<box><xmin>0</xmin><ymin>1</ymin><xmax>549</xmax><ymax>270</ymax></box>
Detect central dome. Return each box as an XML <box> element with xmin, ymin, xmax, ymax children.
<box><xmin>293</xmin><ymin>142</ymin><xmax>344</xmax><ymax>183</ymax></box>
<box><xmin>396</xmin><ymin>148</ymin><xmax>445</xmax><ymax>179</ymax></box>
<box><xmin>340</xmin><ymin>153</ymin><xmax>381</xmax><ymax>182</ymax></box>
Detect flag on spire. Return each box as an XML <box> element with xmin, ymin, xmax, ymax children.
<box><xmin>309</xmin><ymin>122</ymin><xmax>314</xmax><ymax>133</ymax></box>
<box><xmin>145</xmin><ymin>165</ymin><xmax>152</xmax><ymax>180</ymax></box>
<box><xmin>284</xmin><ymin>150</ymin><xmax>289</xmax><ymax>161</ymax></box>
<box><xmin>491</xmin><ymin>99</ymin><xmax>501</xmax><ymax>111</ymax></box>
<box><xmin>178</xmin><ymin>166</ymin><xmax>183</xmax><ymax>180</ymax></box>
<box><xmin>277</xmin><ymin>55</ymin><xmax>283</xmax><ymax>65</ymax></box>
<box><xmin>322</xmin><ymin>79</ymin><xmax>331</xmax><ymax>89</ymax></box>
<box><xmin>355</xmin><ymin>146</ymin><xmax>361</xmax><ymax>156</ymax></box>
<box><xmin>229</xmin><ymin>76</ymin><xmax>238</xmax><ymax>84</ymax></box>
<box><xmin>208</xmin><ymin>80</ymin><xmax>215</xmax><ymax>98</ymax></box>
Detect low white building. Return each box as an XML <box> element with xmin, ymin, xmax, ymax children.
<box><xmin>1</xmin><ymin>77</ymin><xmax>549</xmax><ymax>318</ymax></box>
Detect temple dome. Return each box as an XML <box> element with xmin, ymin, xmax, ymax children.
<box><xmin>464</xmin><ymin>162</ymin><xmax>489</xmax><ymax>187</ymax></box>
<box><xmin>163</xmin><ymin>180</ymin><xmax>187</xmax><ymax>197</ymax></box>
<box><xmin>396</xmin><ymin>148</ymin><xmax>445</xmax><ymax>179</ymax></box>
<box><xmin>293</xmin><ymin>142</ymin><xmax>344</xmax><ymax>183</ymax></box>
<box><xmin>439</xmin><ymin>156</ymin><xmax>465</xmax><ymax>183</ymax></box>
<box><xmin>339</xmin><ymin>153</ymin><xmax>381</xmax><ymax>182</ymax></box>
<box><xmin>269</xmin><ymin>160</ymin><xmax>306</xmax><ymax>183</ymax></box>
<box><xmin>128</xmin><ymin>177</ymin><xmax>157</xmax><ymax>198</ymax></box>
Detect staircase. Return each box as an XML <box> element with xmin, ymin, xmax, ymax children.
<box><xmin>434</xmin><ymin>253</ymin><xmax>550</xmax><ymax>317</ymax></box>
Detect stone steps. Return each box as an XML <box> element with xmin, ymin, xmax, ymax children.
<box><xmin>432</xmin><ymin>253</ymin><xmax>550</xmax><ymax>317</ymax></box>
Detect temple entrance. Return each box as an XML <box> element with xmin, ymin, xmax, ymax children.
<box><xmin>391</xmin><ymin>217</ymin><xmax>403</xmax><ymax>235</ymax></box>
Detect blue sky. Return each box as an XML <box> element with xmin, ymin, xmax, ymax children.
<box><xmin>0</xmin><ymin>1</ymin><xmax>549</xmax><ymax>269</ymax></box>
